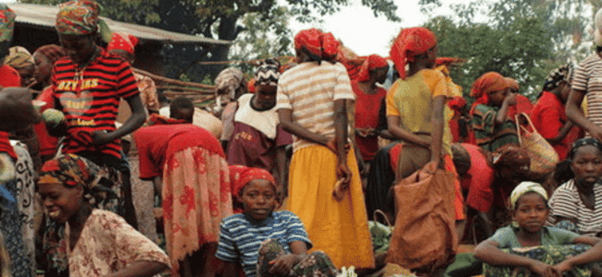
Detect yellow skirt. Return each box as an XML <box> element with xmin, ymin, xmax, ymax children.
<box><xmin>288</xmin><ymin>145</ymin><xmax>375</xmax><ymax>269</ymax></box>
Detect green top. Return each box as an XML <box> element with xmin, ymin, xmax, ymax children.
<box><xmin>471</xmin><ymin>104</ymin><xmax>519</xmax><ymax>152</ymax></box>
<box><xmin>490</xmin><ymin>225</ymin><xmax>580</xmax><ymax>248</ymax></box>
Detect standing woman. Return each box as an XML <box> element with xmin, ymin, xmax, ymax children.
<box><xmin>277</xmin><ymin>28</ymin><xmax>374</xmax><ymax>269</ymax></box>
<box><xmin>49</xmin><ymin>0</ymin><xmax>146</xmax><ymax>227</ymax></box>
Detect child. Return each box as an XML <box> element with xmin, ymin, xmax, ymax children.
<box><xmin>38</xmin><ymin>154</ymin><xmax>170</xmax><ymax>277</ymax></box>
<box><xmin>473</xmin><ymin>181</ymin><xmax>602</xmax><ymax>277</ymax></box>
<box><xmin>216</xmin><ymin>166</ymin><xmax>338</xmax><ymax>277</ymax></box>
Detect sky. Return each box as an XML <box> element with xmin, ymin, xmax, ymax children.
<box><xmin>0</xmin><ymin>0</ymin><xmax>477</xmax><ymax>56</ymax></box>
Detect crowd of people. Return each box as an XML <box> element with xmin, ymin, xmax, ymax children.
<box><xmin>5</xmin><ymin>0</ymin><xmax>602</xmax><ymax>277</ymax></box>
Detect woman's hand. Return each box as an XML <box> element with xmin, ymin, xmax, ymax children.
<box><xmin>336</xmin><ymin>162</ymin><xmax>352</xmax><ymax>188</ymax></box>
<box><xmin>503</xmin><ymin>92</ymin><xmax>517</xmax><ymax>106</ymax></box>
<box><xmin>529</xmin><ymin>260</ymin><xmax>561</xmax><ymax>277</ymax></box>
<box><xmin>269</xmin><ymin>254</ymin><xmax>299</xmax><ymax>275</ymax></box>
<box><xmin>551</xmin><ymin>260</ymin><xmax>573</xmax><ymax>275</ymax></box>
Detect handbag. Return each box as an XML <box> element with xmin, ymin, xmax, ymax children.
<box><xmin>515</xmin><ymin>113</ymin><xmax>559</xmax><ymax>174</ymax></box>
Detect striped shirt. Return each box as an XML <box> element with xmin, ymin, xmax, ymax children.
<box><xmin>52</xmin><ymin>50</ymin><xmax>139</xmax><ymax>159</ymax></box>
<box><xmin>276</xmin><ymin>62</ymin><xmax>355</xmax><ymax>152</ymax></box>
<box><xmin>215</xmin><ymin>211</ymin><xmax>312</xmax><ymax>277</ymax></box>
<box><xmin>547</xmin><ymin>179</ymin><xmax>602</xmax><ymax>236</ymax></box>
<box><xmin>573</xmin><ymin>53</ymin><xmax>602</xmax><ymax>129</ymax></box>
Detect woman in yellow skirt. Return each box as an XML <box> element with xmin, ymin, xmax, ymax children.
<box><xmin>276</xmin><ymin>28</ymin><xmax>374</xmax><ymax>269</ymax></box>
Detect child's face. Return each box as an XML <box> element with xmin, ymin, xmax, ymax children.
<box><xmin>38</xmin><ymin>182</ymin><xmax>84</xmax><ymax>224</ymax></box>
<box><xmin>571</xmin><ymin>145</ymin><xmax>602</xmax><ymax>187</ymax></box>
<box><xmin>512</xmin><ymin>192</ymin><xmax>549</xmax><ymax>234</ymax></box>
<box><xmin>241</xmin><ymin>179</ymin><xmax>278</xmax><ymax>221</ymax></box>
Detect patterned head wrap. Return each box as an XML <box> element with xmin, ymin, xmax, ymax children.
<box><xmin>356</xmin><ymin>54</ymin><xmax>388</xmax><ymax>82</ymax></box>
<box><xmin>469</xmin><ymin>72</ymin><xmax>511</xmax><ymax>114</ymax></box>
<box><xmin>543</xmin><ymin>64</ymin><xmax>572</xmax><ymax>91</ymax></box>
<box><xmin>254</xmin><ymin>58</ymin><xmax>280</xmax><ymax>87</ymax></box>
<box><xmin>214</xmin><ymin>67</ymin><xmax>245</xmax><ymax>99</ymax></box>
<box><xmin>505</xmin><ymin>77</ymin><xmax>519</xmax><ymax>91</ymax></box>
<box><xmin>390</xmin><ymin>27</ymin><xmax>437</xmax><ymax>80</ymax></box>
<box><xmin>55</xmin><ymin>1</ymin><xmax>112</xmax><ymax>42</ymax></box>
<box><xmin>34</xmin><ymin>44</ymin><xmax>67</xmax><ymax>65</ymax></box>
<box><xmin>294</xmin><ymin>28</ymin><xmax>340</xmax><ymax>62</ymax></box>
<box><xmin>510</xmin><ymin>181</ymin><xmax>548</xmax><ymax>210</ymax></box>
<box><xmin>229</xmin><ymin>165</ymin><xmax>277</xmax><ymax>213</ymax></box>
<box><xmin>568</xmin><ymin>138</ymin><xmax>602</xmax><ymax>161</ymax></box>
<box><xmin>4</xmin><ymin>46</ymin><xmax>34</xmax><ymax>70</ymax></box>
<box><xmin>0</xmin><ymin>5</ymin><xmax>16</xmax><ymax>58</ymax></box>
<box><xmin>107</xmin><ymin>32</ymin><xmax>138</xmax><ymax>55</ymax></box>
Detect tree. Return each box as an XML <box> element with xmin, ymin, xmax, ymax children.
<box><xmin>21</xmin><ymin>0</ymin><xmax>400</xmax><ymax>81</ymax></box>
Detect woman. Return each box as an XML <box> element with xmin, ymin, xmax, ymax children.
<box><xmin>470</xmin><ymin>72</ymin><xmax>517</xmax><ymax>152</ymax></box>
<box><xmin>38</xmin><ymin>154</ymin><xmax>170</xmax><ymax>277</ymax></box>
<box><xmin>547</xmin><ymin>138</ymin><xmax>602</xmax><ymax>236</ymax></box>
<box><xmin>134</xmin><ymin>98</ymin><xmax>233</xmax><ymax>277</ymax></box>
<box><xmin>531</xmin><ymin>64</ymin><xmax>582</xmax><ymax>160</ymax></box>
<box><xmin>4</xmin><ymin>46</ymin><xmax>35</xmax><ymax>87</ymax></box>
<box><xmin>277</xmin><ymin>28</ymin><xmax>374</xmax><ymax>269</ymax></box>
<box><xmin>33</xmin><ymin>45</ymin><xmax>66</xmax><ymax>107</ymax></box>
<box><xmin>49</xmin><ymin>0</ymin><xmax>146</xmax><ymax>227</ymax></box>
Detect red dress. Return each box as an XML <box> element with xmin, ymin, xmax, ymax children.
<box><xmin>33</xmin><ymin>86</ymin><xmax>59</xmax><ymax>158</ymax></box>
<box><xmin>352</xmin><ymin>80</ymin><xmax>387</xmax><ymax>161</ymax></box>
<box><xmin>460</xmin><ymin>144</ymin><xmax>496</xmax><ymax>213</ymax></box>
<box><xmin>0</xmin><ymin>65</ymin><xmax>21</xmax><ymax>87</ymax></box>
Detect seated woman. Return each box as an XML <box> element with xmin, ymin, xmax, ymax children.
<box><xmin>474</xmin><ymin>181</ymin><xmax>602</xmax><ymax>277</ymax></box>
<box><xmin>38</xmin><ymin>154</ymin><xmax>170</xmax><ymax>277</ymax></box>
<box><xmin>216</xmin><ymin>166</ymin><xmax>338</xmax><ymax>277</ymax></box>
<box><xmin>470</xmin><ymin>72</ymin><xmax>517</xmax><ymax>152</ymax></box>
<box><xmin>547</xmin><ymin>138</ymin><xmax>602</xmax><ymax>236</ymax></box>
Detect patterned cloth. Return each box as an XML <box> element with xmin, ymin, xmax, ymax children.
<box><xmin>0</xmin><ymin>179</ymin><xmax>32</xmax><ymax>277</ymax></box>
<box><xmin>482</xmin><ymin>245</ymin><xmax>592</xmax><ymax>277</ymax></box>
<box><xmin>107</xmin><ymin>32</ymin><xmax>138</xmax><ymax>55</ymax></box>
<box><xmin>510</xmin><ymin>181</ymin><xmax>548</xmax><ymax>210</ymax></box>
<box><xmin>469</xmin><ymin>72</ymin><xmax>512</xmax><ymax>114</ymax></box>
<box><xmin>255</xmin><ymin>59</ymin><xmax>280</xmax><ymax>87</ymax></box>
<box><xmin>570</xmin><ymin>54</ymin><xmax>602</xmax><ymax>130</ymax></box>
<box><xmin>470</xmin><ymin>104</ymin><xmax>519</xmax><ymax>152</ymax></box>
<box><xmin>4</xmin><ymin>46</ymin><xmax>34</xmax><ymax>70</ymax></box>
<box><xmin>389</xmin><ymin>27</ymin><xmax>437</xmax><ymax>79</ymax></box>
<box><xmin>547</xmin><ymin>179</ymin><xmax>602</xmax><ymax>236</ymax></box>
<box><xmin>543</xmin><ymin>64</ymin><xmax>573</xmax><ymax>91</ymax></box>
<box><xmin>257</xmin><ymin>239</ymin><xmax>338</xmax><ymax>277</ymax></box>
<box><xmin>294</xmin><ymin>28</ymin><xmax>339</xmax><ymax>62</ymax></box>
<box><xmin>43</xmin><ymin>209</ymin><xmax>169</xmax><ymax>277</ymax></box>
<box><xmin>216</xmin><ymin>211</ymin><xmax>314</xmax><ymax>277</ymax></box>
<box><xmin>0</xmin><ymin>4</ymin><xmax>15</xmax><ymax>57</ymax></box>
<box><xmin>55</xmin><ymin>0</ymin><xmax>101</xmax><ymax>35</ymax></box>
<box><xmin>134</xmin><ymin>73</ymin><xmax>160</xmax><ymax>112</ymax></box>
<box><xmin>215</xmin><ymin>67</ymin><xmax>244</xmax><ymax>99</ymax></box>
<box><xmin>356</xmin><ymin>54</ymin><xmax>388</xmax><ymax>82</ymax></box>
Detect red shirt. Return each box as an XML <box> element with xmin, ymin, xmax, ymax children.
<box><xmin>352</xmin><ymin>80</ymin><xmax>387</xmax><ymax>161</ymax></box>
<box><xmin>507</xmin><ymin>94</ymin><xmax>533</xmax><ymax>119</ymax></box>
<box><xmin>460</xmin><ymin>144</ymin><xmax>495</xmax><ymax>213</ymax></box>
<box><xmin>52</xmin><ymin>50</ymin><xmax>139</xmax><ymax>159</ymax></box>
<box><xmin>531</xmin><ymin>91</ymin><xmax>581</xmax><ymax>160</ymax></box>
<box><xmin>134</xmin><ymin>124</ymin><xmax>224</xmax><ymax>179</ymax></box>
<box><xmin>0</xmin><ymin>65</ymin><xmax>21</xmax><ymax>87</ymax></box>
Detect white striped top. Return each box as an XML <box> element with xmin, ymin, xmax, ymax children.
<box><xmin>276</xmin><ymin>61</ymin><xmax>355</xmax><ymax>152</ymax></box>
<box><xmin>547</xmin><ymin>179</ymin><xmax>602</xmax><ymax>236</ymax></box>
<box><xmin>573</xmin><ymin>53</ymin><xmax>602</xmax><ymax>128</ymax></box>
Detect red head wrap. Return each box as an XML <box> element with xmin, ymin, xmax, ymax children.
<box><xmin>447</xmin><ymin>96</ymin><xmax>467</xmax><ymax>114</ymax></box>
<box><xmin>505</xmin><ymin>77</ymin><xmax>519</xmax><ymax>91</ymax></box>
<box><xmin>294</xmin><ymin>28</ymin><xmax>340</xmax><ymax>62</ymax></box>
<box><xmin>356</xmin><ymin>54</ymin><xmax>388</xmax><ymax>82</ymax></box>
<box><xmin>389</xmin><ymin>27</ymin><xmax>437</xmax><ymax>79</ymax></box>
<box><xmin>107</xmin><ymin>32</ymin><xmax>138</xmax><ymax>55</ymax></box>
<box><xmin>469</xmin><ymin>72</ymin><xmax>511</xmax><ymax>114</ymax></box>
<box><xmin>229</xmin><ymin>165</ymin><xmax>277</xmax><ymax>213</ymax></box>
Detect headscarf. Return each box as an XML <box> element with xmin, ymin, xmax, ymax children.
<box><xmin>505</xmin><ymin>77</ymin><xmax>519</xmax><ymax>91</ymax></box>
<box><xmin>34</xmin><ymin>44</ymin><xmax>67</xmax><ymax>65</ymax></box>
<box><xmin>543</xmin><ymin>64</ymin><xmax>572</xmax><ymax>92</ymax></box>
<box><xmin>294</xmin><ymin>28</ymin><xmax>340</xmax><ymax>62</ymax></box>
<box><xmin>107</xmin><ymin>32</ymin><xmax>138</xmax><ymax>55</ymax></box>
<box><xmin>4</xmin><ymin>46</ymin><xmax>34</xmax><ymax>70</ymax></box>
<box><xmin>0</xmin><ymin>4</ymin><xmax>16</xmax><ymax>58</ymax></box>
<box><xmin>254</xmin><ymin>58</ymin><xmax>280</xmax><ymax>87</ymax></box>
<box><xmin>510</xmin><ymin>181</ymin><xmax>548</xmax><ymax>210</ymax></box>
<box><xmin>229</xmin><ymin>165</ymin><xmax>277</xmax><ymax>213</ymax></box>
<box><xmin>38</xmin><ymin>154</ymin><xmax>116</xmax><ymax>207</ymax></box>
<box><xmin>55</xmin><ymin>0</ymin><xmax>112</xmax><ymax>43</ymax></box>
<box><xmin>469</xmin><ymin>72</ymin><xmax>511</xmax><ymax>114</ymax></box>
<box><xmin>214</xmin><ymin>67</ymin><xmax>244</xmax><ymax>100</ymax></box>
<box><xmin>356</xmin><ymin>54</ymin><xmax>388</xmax><ymax>82</ymax></box>
<box><xmin>389</xmin><ymin>27</ymin><xmax>437</xmax><ymax>80</ymax></box>
<box><xmin>568</xmin><ymin>138</ymin><xmax>602</xmax><ymax>161</ymax></box>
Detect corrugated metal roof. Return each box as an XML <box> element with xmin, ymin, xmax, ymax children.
<box><xmin>8</xmin><ymin>3</ymin><xmax>231</xmax><ymax>46</ymax></box>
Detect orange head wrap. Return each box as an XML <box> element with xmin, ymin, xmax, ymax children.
<box><xmin>469</xmin><ymin>72</ymin><xmax>511</xmax><ymax>114</ymax></box>
<box><xmin>294</xmin><ymin>28</ymin><xmax>340</xmax><ymax>62</ymax></box>
<box><xmin>505</xmin><ymin>77</ymin><xmax>519</xmax><ymax>91</ymax></box>
<box><xmin>389</xmin><ymin>27</ymin><xmax>437</xmax><ymax>79</ymax></box>
<box><xmin>356</xmin><ymin>54</ymin><xmax>389</xmax><ymax>82</ymax></box>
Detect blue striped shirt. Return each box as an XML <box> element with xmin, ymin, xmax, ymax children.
<box><xmin>215</xmin><ymin>211</ymin><xmax>312</xmax><ymax>277</ymax></box>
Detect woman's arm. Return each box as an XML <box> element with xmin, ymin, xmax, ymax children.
<box><xmin>93</xmin><ymin>94</ymin><xmax>147</xmax><ymax>146</ymax></box>
<box><xmin>494</xmin><ymin>93</ymin><xmax>516</xmax><ymax>125</ymax></box>
<box><xmin>553</xmin><ymin>236</ymin><xmax>602</xmax><ymax>274</ymax></box>
<box><xmin>277</xmin><ymin>109</ymin><xmax>329</xmax><ymax>147</ymax></box>
<box><xmin>474</xmin><ymin>239</ymin><xmax>556</xmax><ymax>276</ymax></box>
<box><xmin>268</xmin><ymin>241</ymin><xmax>309</xmax><ymax>275</ymax></box>
<box><xmin>104</xmin><ymin>261</ymin><xmax>168</xmax><ymax>277</ymax></box>
<box><xmin>548</xmin><ymin>121</ymin><xmax>574</xmax><ymax>144</ymax></box>
<box><xmin>386</xmin><ymin>116</ymin><xmax>430</xmax><ymax>147</ymax></box>
<box><xmin>566</xmin><ymin>88</ymin><xmax>602</xmax><ymax>141</ymax></box>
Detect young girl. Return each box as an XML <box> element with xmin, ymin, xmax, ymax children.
<box><xmin>38</xmin><ymin>154</ymin><xmax>170</xmax><ymax>277</ymax></box>
<box><xmin>216</xmin><ymin>166</ymin><xmax>338</xmax><ymax>277</ymax></box>
<box><xmin>474</xmin><ymin>181</ymin><xmax>602</xmax><ymax>277</ymax></box>
<box><xmin>470</xmin><ymin>72</ymin><xmax>517</xmax><ymax>152</ymax></box>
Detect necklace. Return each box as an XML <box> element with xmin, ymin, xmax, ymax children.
<box><xmin>73</xmin><ymin>47</ymin><xmax>101</xmax><ymax>91</ymax></box>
